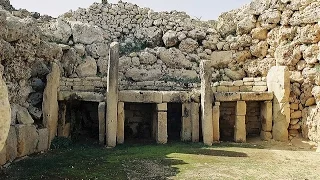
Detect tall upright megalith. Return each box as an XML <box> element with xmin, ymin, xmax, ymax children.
<box><xmin>267</xmin><ymin>66</ymin><xmax>290</xmax><ymax>141</ymax></box>
<box><xmin>43</xmin><ymin>62</ymin><xmax>60</xmax><ymax>145</ymax></box>
<box><xmin>200</xmin><ymin>60</ymin><xmax>213</xmax><ymax>146</ymax></box>
<box><xmin>106</xmin><ymin>42</ymin><xmax>119</xmax><ymax>148</ymax></box>
<box><xmin>0</xmin><ymin>74</ymin><xmax>11</xmax><ymax>151</ymax></box>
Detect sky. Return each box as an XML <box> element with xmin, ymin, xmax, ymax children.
<box><xmin>10</xmin><ymin>0</ymin><xmax>252</xmax><ymax>20</ymax></box>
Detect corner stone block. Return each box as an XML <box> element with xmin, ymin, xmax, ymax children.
<box><xmin>157</xmin><ymin>112</ymin><xmax>167</xmax><ymax>144</ymax></box>
<box><xmin>236</xmin><ymin>101</ymin><xmax>246</xmax><ymax>116</ymax></box>
<box><xmin>234</xmin><ymin>116</ymin><xmax>246</xmax><ymax>143</ymax></box>
<box><xmin>117</xmin><ymin>102</ymin><xmax>125</xmax><ymax>144</ymax></box>
<box><xmin>98</xmin><ymin>102</ymin><xmax>106</xmax><ymax>145</ymax></box>
<box><xmin>261</xmin><ymin>101</ymin><xmax>272</xmax><ymax>132</ymax></box>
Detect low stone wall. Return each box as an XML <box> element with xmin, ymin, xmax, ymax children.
<box><xmin>212</xmin><ymin>77</ymin><xmax>267</xmax><ymax>93</ymax></box>
<box><xmin>59</xmin><ymin>77</ymin><xmax>107</xmax><ymax>93</ymax></box>
<box><xmin>0</xmin><ymin>125</ymin><xmax>49</xmax><ymax>166</ymax></box>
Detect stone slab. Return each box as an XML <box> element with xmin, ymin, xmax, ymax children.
<box><xmin>214</xmin><ymin>92</ymin><xmax>241</xmax><ymax>102</ymax></box>
<box><xmin>58</xmin><ymin>91</ymin><xmax>104</xmax><ymax>102</ymax></box>
<box><xmin>240</xmin><ymin>92</ymin><xmax>274</xmax><ymax>101</ymax></box>
<box><xmin>119</xmin><ymin>90</ymin><xmax>162</xmax><ymax>103</ymax></box>
<box><xmin>236</xmin><ymin>101</ymin><xmax>246</xmax><ymax>116</ymax></box>
<box><xmin>212</xmin><ymin>105</ymin><xmax>220</xmax><ymax>141</ymax></box>
<box><xmin>234</xmin><ymin>116</ymin><xmax>246</xmax><ymax>143</ymax></box>
<box><xmin>157</xmin><ymin>112</ymin><xmax>167</xmax><ymax>144</ymax></box>
<box><xmin>182</xmin><ymin>103</ymin><xmax>192</xmax><ymax>141</ymax></box>
<box><xmin>191</xmin><ymin>103</ymin><xmax>200</xmax><ymax>142</ymax></box>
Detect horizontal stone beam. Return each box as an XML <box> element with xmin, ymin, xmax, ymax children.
<box><xmin>119</xmin><ymin>90</ymin><xmax>162</xmax><ymax>103</ymax></box>
<box><xmin>58</xmin><ymin>91</ymin><xmax>104</xmax><ymax>102</ymax></box>
<box><xmin>214</xmin><ymin>92</ymin><xmax>273</xmax><ymax>102</ymax></box>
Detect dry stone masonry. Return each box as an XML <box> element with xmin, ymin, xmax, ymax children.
<box><xmin>1</xmin><ymin>0</ymin><xmax>320</xmax><ymax>166</ymax></box>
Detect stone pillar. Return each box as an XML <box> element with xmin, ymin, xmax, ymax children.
<box><xmin>117</xmin><ymin>102</ymin><xmax>125</xmax><ymax>144</ymax></box>
<box><xmin>106</xmin><ymin>42</ymin><xmax>120</xmax><ymax>148</ymax></box>
<box><xmin>235</xmin><ymin>101</ymin><xmax>246</xmax><ymax>142</ymax></box>
<box><xmin>200</xmin><ymin>60</ymin><xmax>213</xmax><ymax>146</ymax></box>
<box><xmin>212</xmin><ymin>102</ymin><xmax>220</xmax><ymax>142</ymax></box>
<box><xmin>98</xmin><ymin>102</ymin><xmax>106</xmax><ymax>145</ymax></box>
<box><xmin>191</xmin><ymin>102</ymin><xmax>200</xmax><ymax>142</ymax></box>
<box><xmin>43</xmin><ymin>62</ymin><xmax>60</xmax><ymax>145</ymax></box>
<box><xmin>182</xmin><ymin>103</ymin><xmax>192</xmax><ymax>141</ymax></box>
<box><xmin>267</xmin><ymin>66</ymin><xmax>290</xmax><ymax>141</ymax></box>
<box><xmin>260</xmin><ymin>101</ymin><xmax>273</xmax><ymax>140</ymax></box>
<box><xmin>58</xmin><ymin>102</ymin><xmax>67</xmax><ymax>137</ymax></box>
<box><xmin>156</xmin><ymin>103</ymin><xmax>167</xmax><ymax>144</ymax></box>
<box><xmin>0</xmin><ymin>74</ymin><xmax>10</xmax><ymax>152</ymax></box>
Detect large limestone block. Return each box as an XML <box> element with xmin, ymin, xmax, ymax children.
<box><xmin>157</xmin><ymin>112</ymin><xmax>167</xmax><ymax>144</ymax></box>
<box><xmin>43</xmin><ymin>63</ymin><xmax>60</xmax><ymax>144</ymax></box>
<box><xmin>41</xmin><ymin>19</ymin><xmax>72</xmax><ymax>44</ymax></box>
<box><xmin>16</xmin><ymin>125</ymin><xmax>39</xmax><ymax>157</ymax></box>
<box><xmin>261</xmin><ymin>101</ymin><xmax>272</xmax><ymax>132</ymax></box>
<box><xmin>119</xmin><ymin>91</ymin><xmax>162</xmax><ymax>103</ymax></box>
<box><xmin>191</xmin><ymin>103</ymin><xmax>200</xmax><ymax>142</ymax></box>
<box><xmin>212</xmin><ymin>104</ymin><xmax>220</xmax><ymax>142</ymax></box>
<box><xmin>234</xmin><ymin>116</ymin><xmax>246</xmax><ymax>143</ymax></box>
<box><xmin>240</xmin><ymin>92</ymin><xmax>273</xmax><ymax>101</ymax></box>
<box><xmin>214</xmin><ymin>92</ymin><xmax>241</xmax><ymax>102</ymax></box>
<box><xmin>267</xmin><ymin>66</ymin><xmax>290</xmax><ymax>103</ymax></box>
<box><xmin>159</xmin><ymin>48</ymin><xmax>192</xmax><ymax>69</ymax></box>
<box><xmin>0</xmin><ymin>74</ymin><xmax>10</xmax><ymax>152</ymax></box>
<box><xmin>162</xmin><ymin>30</ymin><xmax>178</xmax><ymax>47</ymax></box>
<box><xmin>37</xmin><ymin>128</ymin><xmax>49</xmax><ymax>152</ymax></box>
<box><xmin>236</xmin><ymin>101</ymin><xmax>246</xmax><ymax>116</ymax></box>
<box><xmin>0</xmin><ymin>147</ymin><xmax>6</xmax><ymax>166</ymax></box>
<box><xmin>301</xmin><ymin>106</ymin><xmax>320</xmax><ymax>142</ymax></box>
<box><xmin>6</xmin><ymin>126</ymin><xmax>17</xmax><ymax>162</ymax></box>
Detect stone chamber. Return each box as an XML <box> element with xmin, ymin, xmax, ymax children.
<box><xmin>1</xmin><ymin>0</ymin><xmax>320</xmax><ymax>166</ymax></box>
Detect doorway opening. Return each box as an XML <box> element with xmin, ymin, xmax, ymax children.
<box><xmin>167</xmin><ymin>103</ymin><xmax>182</xmax><ymax>141</ymax></box>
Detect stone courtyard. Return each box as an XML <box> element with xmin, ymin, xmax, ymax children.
<box><xmin>0</xmin><ymin>0</ymin><xmax>320</xmax><ymax>173</ymax></box>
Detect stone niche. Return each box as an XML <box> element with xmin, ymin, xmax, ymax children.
<box><xmin>246</xmin><ymin>102</ymin><xmax>262</xmax><ymax>137</ymax></box>
<box><xmin>219</xmin><ymin>102</ymin><xmax>237</xmax><ymax>141</ymax></box>
<box><xmin>58</xmin><ymin>101</ymin><xmax>100</xmax><ymax>142</ymax></box>
<box><xmin>167</xmin><ymin>103</ymin><xmax>182</xmax><ymax>141</ymax></box>
<box><xmin>124</xmin><ymin>103</ymin><xmax>156</xmax><ymax>142</ymax></box>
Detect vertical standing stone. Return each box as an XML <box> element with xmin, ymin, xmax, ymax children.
<box><xmin>261</xmin><ymin>101</ymin><xmax>272</xmax><ymax>131</ymax></box>
<box><xmin>58</xmin><ymin>102</ymin><xmax>67</xmax><ymax>137</ymax></box>
<box><xmin>191</xmin><ymin>102</ymin><xmax>200</xmax><ymax>142</ymax></box>
<box><xmin>200</xmin><ymin>60</ymin><xmax>213</xmax><ymax>146</ymax></box>
<box><xmin>98</xmin><ymin>102</ymin><xmax>106</xmax><ymax>145</ymax></box>
<box><xmin>0</xmin><ymin>74</ymin><xmax>11</xmax><ymax>152</ymax></box>
<box><xmin>106</xmin><ymin>42</ymin><xmax>120</xmax><ymax>148</ymax></box>
<box><xmin>212</xmin><ymin>102</ymin><xmax>220</xmax><ymax>142</ymax></box>
<box><xmin>43</xmin><ymin>62</ymin><xmax>60</xmax><ymax>145</ymax></box>
<box><xmin>117</xmin><ymin>102</ymin><xmax>125</xmax><ymax>144</ymax></box>
<box><xmin>156</xmin><ymin>103</ymin><xmax>167</xmax><ymax>144</ymax></box>
<box><xmin>267</xmin><ymin>66</ymin><xmax>290</xmax><ymax>141</ymax></box>
<box><xmin>182</xmin><ymin>103</ymin><xmax>192</xmax><ymax>141</ymax></box>
<box><xmin>235</xmin><ymin>101</ymin><xmax>246</xmax><ymax>142</ymax></box>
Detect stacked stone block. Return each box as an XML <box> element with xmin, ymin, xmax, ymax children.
<box><xmin>213</xmin><ymin>77</ymin><xmax>267</xmax><ymax>93</ymax></box>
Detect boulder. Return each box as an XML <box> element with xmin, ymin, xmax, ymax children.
<box><xmin>0</xmin><ymin>74</ymin><xmax>10</xmax><ymax>151</ymax></box>
<box><xmin>41</xmin><ymin>19</ymin><xmax>72</xmax><ymax>44</ymax></box>
<box><xmin>76</xmin><ymin>56</ymin><xmax>97</xmax><ymax>77</ymax></box>
<box><xmin>210</xmin><ymin>51</ymin><xmax>233</xmax><ymax>68</ymax></box>
<box><xmin>71</xmin><ymin>22</ymin><xmax>104</xmax><ymax>45</ymax></box>
<box><xmin>16</xmin><ymin>106</ymin><xmax>34</xmax><ymax>125</ymax></box>
<box><xmin>274</xmin><ymin>43</ymin><xmax>301</xmax><ymax>66</ymax></box>
<box><xmin>135</xmin><ymin>27</ymin><xmax>163</xmax><ymax>47</ymax></box>
<box><xmin>159</xmin><ymin>48</ymin><xmax>192</xmax><ymax>69</ymax></box>
<box><xmin>86</xmin><ymin>43</ymin><xmax>109</xmax><ymax>58</ymax></box>
<box><xmin>179</xmin><ymin>38</ymin><xmax>199</xmax><ymax>53</ymax></box>
<box><xmin>250</xmin><ymin>41</ymin><xmax>268</xmax><ymax>58</ymax></box>
<box><xmin>237</xmin><ymin>15</ymin><xmax>256</xmax><ymax>35</ymax></box>
<box><xmin>125</xmin><ymin>68</ymin><xmax>162</xmax><ymax>81</ymax></box>
<box><xmin>251</xmin><ymin>27</ymin><xmax>268</xmax><ymax>40</ymax></box>
<box><xmin>162</xmin><ymin>30</ymin><xmax>178</xmax><ymax>47</ymax></box>
<box><xmin>139</xmin><ymin>51</ymin><xmax>157</xmax><ymax>65</ymax></box>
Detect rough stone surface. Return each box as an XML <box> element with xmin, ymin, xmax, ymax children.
<box><xmin>16</xmin><ymin>125</ymin><xmax>38</xmax><ymax>157</ymax></box>
<box><xmin>0</xmin><ymin>74</ymin><xmax>10</xmax><ymax>151</ymax></box>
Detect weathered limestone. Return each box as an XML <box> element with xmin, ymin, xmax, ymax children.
<box><xmin>58</xmin><ymin>102</ymin><xmax>67</xmax><ymax>137</ymax></box>
<box><xmin>261</xmin><ymin>101</ymin><xmax>273</xmax><ymax>140</ymax></box>
<box><xmin>235</xmin><ymin>101</ymin><xmax>246</xmax><ymax>142</ymax></box>
<box><xmin>182</xmin><ymin>103</ymin><xmax>192</xmax><ymax>141</ymax></box>
<box><xmin>191</xmin><ymin>103</ymin><xmax>200</xmax><ymax>142</ymax></box>
<box><xmin>37</xmin><ymin>128</ymin><xmax>49</xmax><ymax>152</ymax></box>
<box><xmin>156</xmin><ymin>103</ymin><xmax>167</xmax><ymax>144</ymax></box>
<box><xmin>16</xmin><ymin>125</ymin><xmax>39</xmax><ymax>157</ymax></box>
<box><xmin>98</xmin><ymin>102</ymin><xmax>106</xmax><ymax>145</ymax></box>
<box><xmin>106</xmin><ymin>42</ymin><xmax>119</xmax><ymax>148</ymax></box>
<box><xmin>267</xmin><ymin>66</ymin><xmax>290</xmax><ymax>141</ymax></box>
<box><xmin>43</xmin><ymin>62</ymin><xmax>60</xmax><ymax>144</ymax></box>
<box><xmin>117</xmin><ymin>102</ymin><xmax>125</xmax><ymax>144</ymax></box>
<box><xmin>119</xmin><ymin>90</ymin><xmax>162</xmax><ymax>103</ymax></box>
<box><xmin>0</xmin><ymin>74</ymin><xmax>10</xmax><ymax>151</ymax></box>
<box><xmin>200</xmin><ymin>60</ymin><xmax>213</xmax><ymax>146</ymax></box>
<box><xmin>212</xmin><ymin>102</ymin><xmax>220</xmax><ymax>142</ymax></box>
<box><xmin>6</xmin><ymin>126</ymin><xmax>17</xmax><ymax>162</ymax></box>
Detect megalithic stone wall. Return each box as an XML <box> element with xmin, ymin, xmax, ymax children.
<box><xmin>0</xmin><ymin>74</ymin><xmax>11</xmax><ymax>151</ymax></box>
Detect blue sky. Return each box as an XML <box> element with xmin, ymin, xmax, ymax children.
<box><xmin>10</xmin><ymin>0</ymin><xmax>252</xmax><ymax>20</ymax></box>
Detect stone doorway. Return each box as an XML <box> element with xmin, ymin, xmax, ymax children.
<box><xmin>219</xmin><ymin>102</ymin><xmax>236</xmax><ymax>141</ymax></box>
<box><xmin>59</xmin><ymin>101</ymin><xmax>100</xmax><ymax>143</ymax></box>
<box><xmin>167</xmin><ymin>103</ymin><xmax>182</xmax><ymax>141</ymax></box>
<box><xmin>124</xmin><ymin>103</ymin><xmax>155</xmax><ymax>143</ymax></box>
<box><xmin>246</xmin><ymin>102</ymin><xmax>262</xmax><ymax>138</ymax></box>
